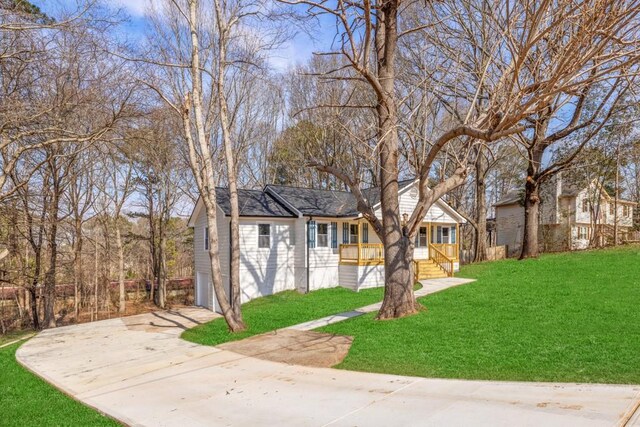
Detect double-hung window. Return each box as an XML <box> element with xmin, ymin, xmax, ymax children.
<box><xmin>317</xmin><ymin>223</ymin><xmax>329</xmax><ymax>247</ymax></box>
<box><xmin>417</xmin><ymin>227</ymin><xmax>427</xmax><ymax>247</ymax></box>
<box><xmin>582</xmin><ymin>199</ymin><xmax>589</xmax><ymax>213</ymax></box>
<box><xmin>578</xmin><ymin>226</ymin><xmax>588</xmax><ymax>240</ymax></box>
<box><xmin>349</xmin><ymin>224</ymin><xmax>359</xmax><ymax>244</ymax></box>
<box><xmin>258</xmin><ymin>224</ymin><xmax>271</xmax><ymax>248</ymax></box>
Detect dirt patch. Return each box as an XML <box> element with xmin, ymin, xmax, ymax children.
<box><xmin>219</xmin><ymin>329</ymin><xmax>353</xmax><ymax>368</ymax></box>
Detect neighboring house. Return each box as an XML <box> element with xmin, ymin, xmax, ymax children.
<box><xmin>495</xmin><ymin>174</ymin><xmax>638</xmax><ymax>257</ymax></box>
<box><xmin>188</xmin><ymin>180</ymin><xmax>465</xmax><ymax>312</ymax></box>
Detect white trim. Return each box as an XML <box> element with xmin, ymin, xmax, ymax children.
<box><xmin>188</xmin><ymin>197</ymin><xmax>204</xmax><ymax>228</ymax></box>
<box><xmin>365</xmin><ymin>180</ymin><xmax>467</xmax><ymax>224</ymax></box>
<box><xmin>264</xmin><ymin>186</ymin><xmax>304</xmax><ymax>217</ymax></box>
<box><xmin>316</xmin><ymin>222</ymin><xmax>330</xmax><ymax>248</ymax></box>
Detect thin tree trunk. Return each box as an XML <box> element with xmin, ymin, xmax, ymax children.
<box><xmin>116</xmin><ymin>224</ymin><xmax>126</xmax><ymax>313</ymax></box>
<box><xmin>73</xmin><ymin>218</ymin><xmax>83</xmax><ymax>321</ymax></box>
<box><xmin>614</xmin><ymin>140</ymin><xmax>620</xmax><ymax>246</ymax></box>
<box><xmin>185</xmin><ymin>0</ymin><xmax>245</xmax><ymax>332</ymax></box>
<box><xmin>215</xmin><ymin>21</ymin><xmax>244</xmax><ymax>325</ymax></box>
<box><xmin>94</xmin><ymin>239</ymin><xmax>98</xmax><ymax>321</ymax></box>
<box><xmin>474</xmin><ymin>150</ymin><xmax>488</xmax><ymax>262</ymax></box>
<box><xmin>43</xmin><ymin>182</ymin><xmax>60</xmax><ymax>329</ymax></box>
<box><xmin>157</xmin><ymin>217</ymin><xmax>167</xmax><ymax>309</ymax></box>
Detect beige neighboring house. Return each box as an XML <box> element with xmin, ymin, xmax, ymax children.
<box><xmin>495</xmin><ymin>173</ymin><xmax>638</xmax><ymax>257</ymax></box>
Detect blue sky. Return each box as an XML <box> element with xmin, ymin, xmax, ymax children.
<box><xmin>34</xmin><ymin>0</ymin><xmax>332</xmax><ymax>71</ymax></box>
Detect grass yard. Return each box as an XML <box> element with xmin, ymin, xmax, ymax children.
<box><xmin>182</xmin><ymin>286</ymin><xmax>388</xmax><ymax>346</ymax></box>
<box><xmin>0</xmin><ymin>330</ymin><xmax>34</xmax><ymax>346</ymax></box>
<box><xmin>320</xmin><ymin>245</ymin><xmax>640</xmax><ymax>384</ymax></box>
<box><xmin>0</xmin><ymin>342</ymin><xmax>119</xmax><ymax>427</ymax></box>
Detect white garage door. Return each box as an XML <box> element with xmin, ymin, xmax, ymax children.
<box><xmin>195</xmin><ymin>272</ymin><xmax>213</xmax><ymax>310</ymax></box>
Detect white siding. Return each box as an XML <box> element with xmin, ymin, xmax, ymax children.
<box><xmin>193</xmin><ymin>205</ymin><xmax>225</xmax><ymax>310</ymax></box>
<box><xmin>308</xmin><ymin>220</ymin><xmax>341</xmax><ymax>291</ymax></box>
<box><xmin>192</xmin><ymin>203</ymin><xmax>297</xmax><ymax>312</ymax></box>
<box><xmin>237</xmin><ymin>218</ymin><xmax>296</xmax><ymax>302</ymax></box>
<box><xmin>338</xmin><ymin>264</ymin><xmax>358</xmax><ymax>290</ymax></box>
<box><xmin>357</xmin><ymin>264</ymin><xmax>385</xmax><ymax>290</ymax></box>
<box><xmin>293</xmin><ymin>218</ymin><xmax>307</xmax><ymax>292</ymax></box>
<box><xmin>373</xmin><ymin>186</ymin><xmax>459</xmax><ymax>224</ymax></box>
<box><xmin>495</xmin><ymin>204</ymin><xmax>524</xmax><ymax>257</ymax></box>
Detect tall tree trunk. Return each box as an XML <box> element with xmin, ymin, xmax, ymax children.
<box><xmin>184</xmin><ymin>0</ymin><xmax>245</xmax><ymax>332</ymax></box>
<box><xmin>43</xmin><ymin>181</ymin><xmax>60</xmax><ymax>329</ymax></box>
<box><xmin>520</xmin><ymin>118</ymin><xmax>548</xmax><ymax>260</ymax></box>
<box><xmin>29</xmin><ymin>249</ymin><xmax>41</xmax><ymax>330</ymax></box>
<box><xmin>614</xmin><ymin>140</ymin><xmax>620</xmax><ymax>246</ymax></box>
<box><xmin>474</xmin><ymin>150</ymin><xmax>488</xmax><ymax>262</ymax></box>
<box><xmin>157</xmin><ymin>216</ymin><xmax>167</xmax><ymax>309</ymax></box>
<box><xmin>215</xmin><ymin>21</ymin><xmax>244</xmax><ymax>325</ymax></box>
<box><xmin>520</xmin><ymin>177</ymin><xmax>541</xmax><ymax>259</ymax></box>
<box><xmin>73</xmin><ymin>218</ymin><xmax>83</xmax><ymax>320</ymax></box>
<box><xmin>116</xmin><ymin>224</ymin><xmax>126</xmax><ymax>313</ymax></box>
<box><xmin>374</xmin><ymin>2</ymin><xmax>418</xmax><ymax>320</ymax></box>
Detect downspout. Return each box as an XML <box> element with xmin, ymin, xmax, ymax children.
<box><xmin>306</xmin><ymin>216</ymin><xmax>312</xmax><ymax>294</ymax></box>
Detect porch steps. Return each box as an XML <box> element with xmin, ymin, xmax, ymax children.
<box><xmin>415</xmin><ymin>259</ymin><xmax>448</xmax><ymax>280</ymax></box>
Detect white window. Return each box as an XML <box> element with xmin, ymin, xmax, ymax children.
<box><xmin>204</xmin><ymin>227</ymin><xmax>209</xmax><ymax>250</ymax></box>
<box><xmin>258</xmin><ymin>224</ymin><xmax>270</xmax><ymax>248</ymax></box>
<box><xmin>610</xmin><ymin>204</ymin><xmax>615</xmax><ymax>215</ymax></box>
<box><xmin>317</xmin><ymin>223</ymin><xmax>329</xmax><ymax>247</ymax></box>
<box><xmin>417</xmin><ymin>227</ymin><xmax>427</xmax><ymax>247</ymax></box>
<box><xmin>582</xmin><ymin>199</ymin><xmax>589</xmax><ymax>213</ymax></box>
<box><xmin>442</xmin><ymin>227</ymin><xmax>450</xmax><ymax>243</ymax></box>
<box><xmin>349</xmin><ymin>224</ymin><xmax>359</xmax><ymax>244</ymax></box>
<box><xmin>623</xmin><ymin>205</ymin><xmax>630</xmax><ymax>217</ymax></box>
<box><xmin>289</xmin><ymin>225</ymin><xmax>295</xmax><ymax>246</ymax></box>
<box><xmin>578</xmin><ymin>226</ymin><xmax>588</xmax><ymax>240</ymax></box>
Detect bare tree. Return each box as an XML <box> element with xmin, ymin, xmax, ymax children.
<box><xmin>281</xmin><ymin>0</ymin><xmax>640</xmax><ymax>317</ymax></box>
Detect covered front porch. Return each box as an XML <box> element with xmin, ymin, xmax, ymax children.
<box><xmin>338</xmin><ymin>222</ymin><xmax>460</xmax><ymax>279</ymax></box>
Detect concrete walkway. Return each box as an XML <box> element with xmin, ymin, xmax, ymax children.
<box><xmin>16</xmin><ymin>288</ymin><xmax>640</xmax><ymax>426</ymax></box>
<box><xmin>288</xmin><ymin>277</ymin><xmax>475</xmax><ymax>331</ymax></box>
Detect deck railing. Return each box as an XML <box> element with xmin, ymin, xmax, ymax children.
<box><xmin>429</xmin><ymin>244</ymin><xmax>454</xmax><ymax>277</ymax></box>
<box><xmin>339</xmin><ymin>242</ymin><xmax>458</xmax><ymax>271</ymax></box>
<box><xmin>339</xmin><ymin>243</ymin><xmax>384</xmax><ymax>264</ymax></box>
<box><xmin>430</xmin><ymin>243</ymin><xmax>459</xmax><ymax>259</ymax></box>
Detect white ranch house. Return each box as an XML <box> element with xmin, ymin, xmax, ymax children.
<box><xmin>189</xmin><ymin>180</ymin><xmax>465</xmax><ymax>312</ymax></box>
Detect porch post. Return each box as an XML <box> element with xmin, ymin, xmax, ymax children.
<box><xmin>456</xmin><ymin>223</ymin><xmax>460</xmax><ymax>259</ymax></box>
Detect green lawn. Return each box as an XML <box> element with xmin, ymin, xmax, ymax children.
<box><xmin>0</xmin><ymin>330</ymin><xmax>34</xmax><ymax>346</ymax></box>
<box><xmin>182</xmin><ymin>287</ymin><xmax>387</xmax><ymax>346</ymax></box>
<box><xmin>0</xmin><ymin>342</ymin><xmax>119</xmax><ymax>427</ymax></box>
<box><xmin>319</xmin><ymin>245</ymin><xmax>640</xmax><ymax>384</ymax></box>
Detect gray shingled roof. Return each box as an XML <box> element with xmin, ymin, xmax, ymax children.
<box><xmin>494</xmin><ymin>190</ymin><xmax>523</xmax><ymax>207</ymax></box>
<box><xmin>215</xmin><ymin>188</ymin><xmax>295</xmax><ymax>217</ymax></box>
<box><xmin>265</xmin><ymin>180</ymin><xmax>415</xmax><ymax>217</ymax></box>
<box><xmin>265</xmin><ymin>185</ymin><xmax>359</xmax><ymax>217</ymax></box>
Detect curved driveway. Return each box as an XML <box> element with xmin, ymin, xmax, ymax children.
<box><xmin>17</xmin><ymin>308</ymin><xmax>640</xmax><ymax>427</ymax></box>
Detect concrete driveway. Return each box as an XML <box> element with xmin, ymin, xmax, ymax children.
<box><xmin>17</xmin><ymin>308</ymin><xmax>640</xmax><ymax>427</ymax></box>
